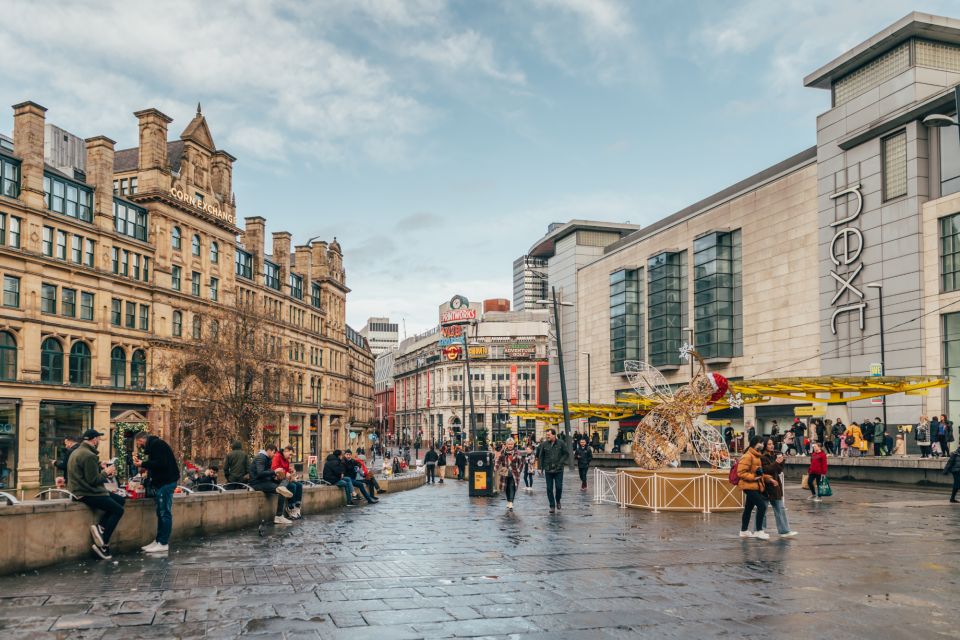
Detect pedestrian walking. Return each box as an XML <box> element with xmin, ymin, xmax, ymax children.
<box><xmin>495</xmin><ymin>438</ymin><xmax>524</xmax><ymax>511</ymax></box>
<box><xmin>522</xmin><ymin>445</ymin><xmax>536</xmax><ymax>492</ymax></box>
<box><xmin>759</xmin><ymin>437</ymin><xmax>797</xmax><ymax>537</ymax></box>
<box><xmin>737</xmin><ymin>436</ymin><xmax>772</xmax><ymax>539</ymax></box>
<box><xmin>944</xmin><ymin>448</ymin><xmax>960</xmax><ymax>503</ymax></box>
<box><xmin>807</xmin><ymin>442</ymin><xmax>828</xmax><ymax>502</ymax></box>
<box><xmin>536</xmin><ymin>428</ymin><xmax>569</xmax><ymax>513</ymax></box>
<box><xmin>917</xmin><ymin>416</ymin><xmax>932</xmax><ymax>458</ymax></box>
<box><xmin>68</xmin><ymin>429</ymin><xmax>125</xmax><ymax>560</ymax></box>
<box><xmin>423</xmin><ymin>446</ymin><xmax>438</xmax><ymax>484</ymax></box>
<box><xmin>133</xmin><ymin>432</ymin><xmax>180</xmax><ymax>553</ymax></box>
<box><xmin>455</xmin><ymin>446</ymin><xmax>467</xmax><ymax>481</ymax></box>
<box><xmin>575</xmin><ymin>437</ymin><xmax>592</xmax><ymax>491</ymax></box>
<box><xmin>223</xmin><ymin>440</ymin><xmax>250</xmax><ymax>487</ymax></box>
<box><xmin>437</xmin><ymin>446</ymin><xmax>447</xmax><ymax>483</ymax></box>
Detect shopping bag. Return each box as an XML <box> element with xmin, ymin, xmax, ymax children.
<box><xmin>818</xmin><ymin>475</ymin><xmax>832</xmax><ymax>497</ymax></box>
<box><xmin>800</xmin><ymin>474</ymin><xmax>810</xmax><ymax>490</ymax></box>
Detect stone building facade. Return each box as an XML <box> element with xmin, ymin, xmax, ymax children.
<box><xmin>346</xmin><ymin>324</ymin><xmax>375</xmax><ymax>446</ymax></box>
<box><xmin>0</xmin><ymin>101</ymin><xmax>353</xmax><ymax>490</ymax></box>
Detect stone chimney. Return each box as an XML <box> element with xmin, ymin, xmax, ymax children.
<box><xmin>12</xmin><ymin>101</ymin><xmax>47</xmax><ymax>210</ymax></box>
<box><xmin>272</xmin><ymin>232</ymin><xmax>292</xmax><ymax>288</ymax></box>
<box><xmin>294</xmin><ymin>244</ymin><xmax>312</xmax><ymax>282</ymax></box>
<box><xmin>134</xmin><ymin>108</ymin><xmax>172</xmax><ymax>192</ymax></box>
<box><xmin>84</xmin><ymin>136</ymin><xmax>116</xmax><ymax>231</ymax></box>
<box><xmin>242</xmin><ymin>216</ymin><xmax>265</xmax><ymax>275</ymax></box>
<box><xmin>311</xmin><ymin>240</ymin><xmax>329</xmax><ymax>281</ymax></box>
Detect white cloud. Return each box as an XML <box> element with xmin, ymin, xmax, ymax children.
<box><xmin>408</xmin><ymin>31</ymin><xmax>526</xmax><ymax>85</ymax></box>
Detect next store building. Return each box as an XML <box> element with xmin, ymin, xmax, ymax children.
<box><xmin>576</xmin><ymin>12</ymin><xmax>960</xmax><ymax>442</ymax></box>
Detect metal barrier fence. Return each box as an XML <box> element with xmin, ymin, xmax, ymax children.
<box><xmin>592</xmin><ymin>468</ymin><xmax>744</xmax><ymax>513</ymax></box>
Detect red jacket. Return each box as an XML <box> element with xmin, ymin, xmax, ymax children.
<box><xmin>808</xmin><ymin>451</ymin><xmax>828</xmax><ymax>475</ymax></box>
<box><xmin>271</xmin><ymin>452</ymin><xmax>291</xmax><ymax>474</ymax></box>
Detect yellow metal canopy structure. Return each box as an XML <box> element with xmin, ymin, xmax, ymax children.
<box><xmin>509</xmin><ymin>375</ymin><xmax>948</xmax><ymax>423</ymax></box>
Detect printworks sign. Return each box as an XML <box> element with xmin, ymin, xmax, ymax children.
<box><xmin>828</xmin><ymin>184</ymin><xmax>867</xmax><ymax>335</ymax></box>
<box><xmin>440</xmin><ymin>294</ymin><xmax>477</xmax><ymax>325</ymax></box>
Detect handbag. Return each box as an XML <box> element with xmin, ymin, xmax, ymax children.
<box><xmin>817</xmin><ymin>475</ymin><xmax>832</xmax><ymax>497</ymax></box>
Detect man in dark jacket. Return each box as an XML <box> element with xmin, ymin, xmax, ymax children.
<box><xmin>223</xmin><ymin>440</ymin><xmax>249</xmax><ymax>486</ymax></box>
<box><xmin>536</xmin><ymin>428</ymin><xmax>569</xmax><ymax>513</ymax></box>
<box><xmin>574</xmin><ymin>437</ymin><xmax>593</xmax><ymax>491</ymax></box>
<box><xmin>343</xmin><ymin>450</ymin><xmax>377</xmax><ymax>503</ymax></box>
<box><xmin>323</xmin><ymin>450</ymin><xmax>359</xmax><ymax>505</ymax></box>
<box><xmin>68</xmin><ymin>429</ymin><xmax>123</xmax><ymax>560</ymax></box>
<box><xmin>944</xmin><ymin>447</ymin><xmax>960</xmax><ymax>502</ymax></box>
<box><xmin>250</xmin><ymin>444</ymin><xmax>294</xmax><ymax>524</ymax></box>
<box><xmin>54</xmin><ymin>434</ymin><xmax>80</xmax><ymax>485</ymax></box>
<box><xmin>133</xmin><ymin>433</ymin><xmax>180</xmax><ymax>553</ymax></box>
<box><xmin>455</xmin><ymin>447</ymin><xmax>467</xmax><ymax>481</ymax></box>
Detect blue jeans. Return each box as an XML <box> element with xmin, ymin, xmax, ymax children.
<box><xmin>544</xmin><ymin>470</ymin><xmax>563</xmax><ymax>508</ymax></box>
<box><xmin>761</xmin><ymin>498</ymin><xmax>791</xmax><ymax>534</ymax></box>
<box><xmin>283</xmin><ymin>481</ymin><xmax>303</xmax><ymax>506</ymax></box>
<box><xmin>336</xmin><ymin>478</ymin><xmax>374</xmax><ymax>503</ymax></box>
<box><xmin>155</xmin><ymin>482</ymin><xmax>176</xmax><ymax>545</ymax></box>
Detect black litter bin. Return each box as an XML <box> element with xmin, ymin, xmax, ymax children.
<box><xmin>467</xmin><ymin>451</ymin><xmax>495</xmax><ymax>497</ymax></box>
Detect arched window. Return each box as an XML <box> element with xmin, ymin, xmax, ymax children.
<box><xmin>40</xmin><ymin>337</ymin><xmax>63</xmax><ymax>384</ymax></box>
<box><xmin>210</xmin><ymin>241</ymin><xmax>219</xmax><ymax>264</ymax></box>
<box><xmin>172</xmin><ymin>226</ymin><xmax>182</xmax><ymax>251</ymax></box>
<box><xmin>110</xmin><ymin>346</ymin><xmax>126</xmax><ymax>388</ymax></box>
<box><xmin>192</xmin><ymin>315</ymin><xmax>201</xmax><ymax>339</ymax></box>
<box><xmin>172</xmin><ymin>310</ymin><xmax>182</xmax><ymax>337</ymax></box>
<box><xmin>130</xmin><ymin>349</ymin><xmax>146</xmax><ymax>389</ymax></box>
<box><xmin>191</xmin><ymin>234</ymin><xmax>201</xmax><ymax>257</ymax></box>
<box><xmin>69</xmin><ymin>341</ymin><xmax>91</xmax><ymax>386</ymax></box>
<box><xmin>0</xmin><ymin>331</ymin><xmax>15</xmax><ymax>381</ymax></box>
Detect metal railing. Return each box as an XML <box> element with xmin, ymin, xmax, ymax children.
<box><xmin>33</xmin><ymin>489</ymin><xmax>77</xmax><ymax>501</ymax></box>
<box><xmin>0</xmin><ymin>491</ymin><xmax>19</xmax><ymax>505</ymax></box>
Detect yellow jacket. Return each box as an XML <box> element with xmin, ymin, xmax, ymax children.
<box><xmin>847</xmin><ymin>424</ymin><xmax>866</xmax><ymax>451</ymax></box>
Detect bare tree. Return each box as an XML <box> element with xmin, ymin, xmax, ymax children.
<box><xmin>157</xmin><ymin>298</ymin><xmax>293</xmax><ymax>461</ymax></box>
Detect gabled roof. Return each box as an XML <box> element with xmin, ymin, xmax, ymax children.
<box><xmin>180</xmin><ymin>103</ymin><xmax>215</xmax><ymax>150</ymax></box>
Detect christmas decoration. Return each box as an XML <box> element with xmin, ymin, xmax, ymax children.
<box><xmin>625</xmin><ymin>348</ymin><xmax>731</xmax><ymax>470</ymax></box>
<box><xmin>112</xmin><ymin>421</ymin><xmax>148</xmax><ymax>480</ymax></box>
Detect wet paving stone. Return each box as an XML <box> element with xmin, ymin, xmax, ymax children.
<box><xmin>1</xmin><ymin>475</ymin><xmax>958</xmax><ymax>638</ymax></box>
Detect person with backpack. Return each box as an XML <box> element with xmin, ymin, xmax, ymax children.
<box><xmin>807</xmin><ymin>443</ymin><xmax>828</xmax><ymax>502</ymax></box>
<box><xmin>917</xmin><ymin>416</ymin><xmax>932</xmax><ymax>458</ymax></box>
<box><xmin>872</xmin><ymin>418</ymin><xmax>886</xmax><ymax>456</ymax></box>
<box><xmin>943</xmin><ymin>447</ymin><xmax>960</xmax><ymax>503</ymax></box>
<box><xmin>736</xmin><ymin>436</ymin><xmax>775</xmax><ymax>540</ymax></box>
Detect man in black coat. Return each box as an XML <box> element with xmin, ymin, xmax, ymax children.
<box><xmin>54</xmin><ymin>434</ymin><xmax>80</xmax><ymax>486</ymax></box>
<box><xmin>133</xmin><ymin>433</ymin><xmax>181</xmax><ymax>553</ymax></box>
<box><xmin>323</xmin><ymin>449</ymin><xmax>367</xmax><ymax>506</ymax></box>
<box><xmin>250</xmin><ymin>444</ymin><xmax>294</xmax><ymax>524</ymax></box>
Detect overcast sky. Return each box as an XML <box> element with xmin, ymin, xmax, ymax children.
<box><xmin>1</xmin><ymin>1</ymin><xmax>954</xmax><ymax>335</ymax></box>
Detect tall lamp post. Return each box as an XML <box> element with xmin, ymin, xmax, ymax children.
<box><xmin>866</xmin><ymin>282</ymin><xmax>887</xmax><ymax>431</ymax></box>
<box><xmin>537</xmin><ymin>288</ymin><xmax>575</xmax><ymax>469</ymax></box>
<box><xmin>580</xmin><ymin>352</ymin><xmax>591</xmax><ymax>403</ymax></box>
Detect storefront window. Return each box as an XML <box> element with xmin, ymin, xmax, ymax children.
<box><xmin>39</xmin><ymin>402</ymin><xmax>92</xmax><ymax>486</ymax></box>
<box><xmin>0</xmin><ymin>402</ymin><xmax>17</xmax><ymax>489</ymax></box>
<box><xmin>289</xmin><ymin>420</ymin><xmax>304</xmax><ymax>466</ymax></box>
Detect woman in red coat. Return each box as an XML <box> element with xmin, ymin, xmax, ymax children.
<box><xmin>807</xmin><ymin>443</ymin><xmax>828</xmax><ymax>502</ymax></box>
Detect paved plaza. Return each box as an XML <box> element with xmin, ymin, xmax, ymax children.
<box><xmin>0</xmin><ymin>474</ymin><xmax>957</xmax><ymax>639</ymax></box>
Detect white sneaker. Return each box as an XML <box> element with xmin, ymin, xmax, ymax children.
<box><xmin>145</xmin><ymin>543</ymin><xmax>168</xmax><ymax>553</ymax></box>
<box><xmin>739</xmin><ymin>530</ymin><xmax>754</xmax><ymax>538</ymax></box>
<box><xmin>781</xmin><ymin>531</ymin><xmax>799</xmax><ymax>538</ymax></box>
<box><xmin>754</xmin><ymin>530</ymin><xmax>770</xmax><ymax>540</ymax></box>
<box><xmin>813</xmin><ymin>497</ymin><xmax>822</xmax><ymax>502</ymax></box>
<box><xmin>807</xmin><ymin>495</ymin><xmax>816</xmax><ymax>500</ymax></box>
<box><xmin>274</xmin><ymin>515</ymin><xmax>293</xmax><ymax>525</ymax></box>
<box><xmin>276</xmin><ymin>486</ymin><xmax>293</xmax><ymax>499</ymax></box>
<box><xmin>141</xmin><ymin>541</ymin><xmax>160</xmax><ymax>552</ymax></box>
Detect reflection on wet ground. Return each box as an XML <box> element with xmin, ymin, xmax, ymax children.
<box><xmin>0</xmin><ymin>475</ymin><xmax>957</xmax><ymax>638</ymax></box>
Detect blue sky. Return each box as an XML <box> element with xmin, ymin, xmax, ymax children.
<box><xmin>1</xmin><ymin>0</ymin><xmax>955</xmax><ymax>334</ymax></box>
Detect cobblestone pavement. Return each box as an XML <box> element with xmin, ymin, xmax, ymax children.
<box><xmin>1</xmin><ymin>474</ymin><xmax>959</xmax><ymax>639</ymax></box>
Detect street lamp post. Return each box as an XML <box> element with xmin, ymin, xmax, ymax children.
<box><xmin>580</xmin><ymin>352</ymin><xmax>591</xmax><ymax>404</ymax></box>
<box><xmin>537</xmin><ymin>288</ymin><xmax>575</xmax><ymax>469</ymax></box>
<box><xmin>866</xmin><ymin>282</ymin><xmax>888</xmax><ymax>431</ymax></box>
